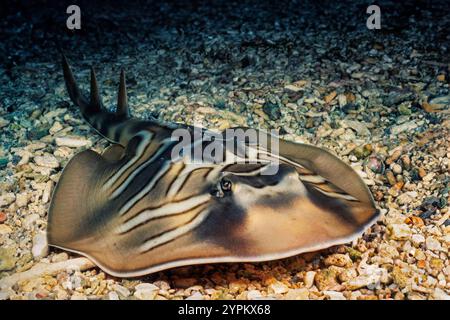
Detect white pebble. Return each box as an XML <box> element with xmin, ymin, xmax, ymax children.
<box><xmin>134</xmin><ymin>283</ymin><xmax>159</xmax><ymax>300</ymax></box>
<box><xmin>247</xmin><ymin>290</ymin><xmax>263</xmax><ymax>300</ymax></box>
<box><xmin>0</xmin><ymin>225</ymin><xmax>13</xmax><ymax>235</ymax></box>
<box><xmin>0</xmin><ymin>288</ymin><xmax>14</xmax><ymax>300</ymax></box>
<box><xmin>433</xmin><ymin>288</ymin><xmax>450</xmax><ymax>300</ymax></box>
<box><xmin>284</xmin><ymin>288</ymin><xmax>309</xmax><ymax>300</ymax></box>
<box><xmin>54</xmin><ymin>146</ymin><xmax>73</xmax><ymax>158</ymax></box>
<box><xmin>392</xmin><ymin>163</ymin><xmax>402</xmax><ymax>174</ymax></box>
<box><xmin>284</xmin><ymin>84</ymin><xmax>302</xmax><ymax>92</ymax></box>
<box><xmin>34</xmin><ymin>154</ymin><xmax>60</xmax><ymax>169</ymax></box>
<box><xmin>108</xmin><ymin>291</ymin><xmax>120</xmax><ymax>300</ymax></box>
<box><xmin>49</xmin><ymin>121</ymin><xmax>63</xmax><ymax>135</ymax></box>
<box><xmin>411</xmin><ymin>234</ymin><xmax>425</xmax><ymax>246</ymax></box>
<box><xmin>391</xmin><ymin>121</ymin><xmax>418</xmax><ymax>135</ymax></box>
<box><xmin>324</xmin><ymin>290</ymin><xmax>346</xmax><ymax>300</ymax></box>
<box><xmin>304</xmin><ymin>271</ymin><xmax>316</xmax><ymax>288</ymax></box>
<box><xmin>397</xmin><ymin>193</ymin><xmax>412</xmax><ymax>205</ymax></box>
<box><xmin>341</xmin><ymin>120</ymin><xmax>370</xmax><ymax>136</ymax></box>
<box><xmin>422</xmin><ymin>173</ymin><xmax>435</xmax><ymax>182</ymax></box>
<box><xmin>185</xmin><ymin>292</ymin><xmax>204</xmax><ymax>300</ymax></box>
<box><xmin>42</xmin><ymin>180</ymin><xmax>54</xmax><ymax>204</ymax></box>
<box><xmin>15</xmin><ymin>192</ymin><xmax>29</xmax><ymax>208</ymax></box>
<box><xmin>0</xmin><ymin>117</ymin><xmax>10</xmax><ymax>128</ymax></box>
<box><xmin>113</xmin><ymin>284</ymin><xmax>130</xmax><ymax>297</ymax></box>
<box><xmin>426</xmin><ymin>237</ymin><xmax>442</xmax><ymax>251</ymax></box>
<box><xmin>23</xmin><ymin>213</ymin><xmax>40</xmax><ymax>229</ymax></box>
<box><xmin>51</xmin><ymin>252</ymin><xmax>69</xmax><ymax>263</ymax></box>
<box><xmin>55</xmin><ymin>136</ymin><xmax>90</xmax><ymax>148</ymax></box>
<box><xmin>134</xmin><ymin>289</ymin><xmax>157</xmax><ymax>300</ymax></box>
<box><xmin>16</xmin><ymin>150</ymin><xmax>32</xmax><ymax>165</ymax></box>
<box><xmin>32</xmin><ymin>232</ymin><xmax>49</xmax><ymax>259</ymax></box>
<box><xmin>0</xmin><ymin>193</ymin><xmax>16</xmax><ymax>207</ymax></box>
<box><xmin>345</xmin><ymin>274</ymin><xmax>378</xmax><ymax>290</ymax></box>
<box><xmin>338</xmin><ymin>94</ymin><xmax>347</xmax><ymax>107</ymax></box>
<box><xmin>389</xmin><ymin>224</ymin><xmax>412</xmax><ymax>240</ymax></box>
<box><xmin>135</xmin><ymin>283</ymin><xmax>159</xmax><ymax>292</ymax></box>
<box><xmin>153</xmin><ymin>280</ymin><xmax>170</xmax><ymax>291</ymax></box>
<box><xmin>269</xmin><ymin>281</ymin><xmax>289</xmax><ymax>294</ymax></box>
<box><xmin>25</xmin><ymin>142</ymin><xmax>46</xmax><ymax>151</ymax></box>
<box><xmin>70</xmin><ymin>292</ymin><xmax>87</xmax><ymax>300</ymax></box>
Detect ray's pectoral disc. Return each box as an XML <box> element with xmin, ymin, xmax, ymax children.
<box><xmin>47</xmin><ymin>56</ymin><xmax>380</xmax><ymax>277</ymax></box>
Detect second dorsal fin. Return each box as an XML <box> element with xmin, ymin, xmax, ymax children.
<box><xmin>117</xmin><ymin>70</ymin><xmax>130</xmax><ymax>117</ymax></box>
<box><xmin>89</xmin><ymin>67</ymin><xmax>102</xmax><ymax>111</ymax></box>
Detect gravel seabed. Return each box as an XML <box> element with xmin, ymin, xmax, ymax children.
<box><xmin>0</xmin><ymin>0</ymin><xmax>449</xmax><ymax>300</ymax></box>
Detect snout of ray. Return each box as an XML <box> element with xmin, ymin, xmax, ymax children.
<box><xmin>253</xmin><ymin>129</ymin><xmax>375</xmax><ymax>205</ymax></box>
<box><xmin>280</xmin><ymin>140</ymin><xmax>375</xmax><ymax>204</ymax></box>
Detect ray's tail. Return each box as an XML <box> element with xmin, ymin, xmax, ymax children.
<box><xmin>62</xmin><ymin>54</ymin><xmax>137</xmax><ymax>145</ymax></box>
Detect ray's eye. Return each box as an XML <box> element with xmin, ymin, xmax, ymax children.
<box><xmin>220</xmin><ymin>178</ymin><xmax>232</xmax><ymax>192</ymax></box>
<box><xmin>211</xmin><ymin>177</ymin><xmax>233</xmax><ymax>198</ymax></box>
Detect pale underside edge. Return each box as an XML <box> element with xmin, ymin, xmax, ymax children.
<box><xmin>48</xmin><ymin>211</ymin><xmax>380</xmax><ymax>278</ymax></box>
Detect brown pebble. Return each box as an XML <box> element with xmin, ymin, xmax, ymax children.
<box><xmin>323</xmin><ymin>254</ymin><xmax>353</xmax><ymax>268</ymax></box>
<box><xmin>394</xmin><ymin>291</ymin><xmax>405</xmax><ymax>300</ymax></box>
<box><xmin>386</xmin><ymin>150</ymin><xmax>402</xmax><ymax>165</ymax></box>
<box><xmin>400</xmin><ymin>155</ymin><xmax>411</xmax><ymax>170</ymax></box>
<box><xmin>314</xmin><ymin>268</ymin><xmax>339</xmax><ymax>291</ymax></box>
<box><xmin>345</xmin><ymin>92</ymin><xmax>356</xmax><ymax>103</ymax></box>
<box><xmin>404</xmin><ymin>216</ymin><xmax>425</xmax><ymax>227</ymax></box>
<box><xmin>388</xmin><ymin>187</ymin><xmax>399</xmax><ymax>197</ymax></box>
<box><xmin>35</xmin><ymin>292</ymin><xmax>49</xmax><ymax>299</ymax></box>
<box><xmin>386</xmin><ymin>170</ymin><xmax>397</xmax><ymax>186</ymax></box>
<box><xmin>418</xmin><ymin>167</ymin><xmax>427</xmax><ymax>179</ymax></box>
<box><xmin>357</xmin><ymin>295</ymin><xmax>379</xmax><ymax>300</ymax></box>
<box><xmin>417</xmin><ymin>260</ymin><xmax>426</xmax><ymax>269</ymax></box>
<box><xmin>338</xmin><ymin>269</ymin><xmax>357</xmax><ymax>283</ymax></box>
<box><xmin>374</xmin><ymin>191</ymin><xmax>384</xmax><ymax>201</ymax></box>
<box><xmin>324</xmin><ymin>91</ymin><xmax>337</xmax><ymax>104</ymax></box>
<box><xmin>0</xmin><ymin>212</ymin><xmax>6</xmax><ymax>223</ymax></box>
<box><xmin>393</xmin><ymin>181</ymin><xmax>404</xmax><ymax>191</ymax></box>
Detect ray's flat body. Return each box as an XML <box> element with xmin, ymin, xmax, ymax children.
<box><xmin>47</xmin><ymin>56</ymin><xmax>379</xmax><ymax>277</ymax></box>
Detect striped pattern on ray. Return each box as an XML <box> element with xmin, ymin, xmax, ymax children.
<box><xmin>46</xmin><ymin>55</ymin><xmax>380</xmax><ymax>277</ymax></box>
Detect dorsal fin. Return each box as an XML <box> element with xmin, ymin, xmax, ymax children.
<box><xmin>117</xmin><ymin>70</ymin><xmax>130</xmax><ymax>117</ymax></box>
<box><xmin>62</xmin><ymin>54</ymin><xmax>88</xmax><ymax>107</ymax></box>
<box><xmin>89</xmin><ymin>67</ymin><xmax>102</xmax><ymax>112</ymax></box>
<box><xmin>61</xmin><ymin>55</ymin><xmax>144</xmax><ymax>145</ymax></box>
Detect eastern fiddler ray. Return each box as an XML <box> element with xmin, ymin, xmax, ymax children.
<box><xmin>47</xmin><ymin>55</ymin><xmax>379</xmax><ymax>277</ymax></box>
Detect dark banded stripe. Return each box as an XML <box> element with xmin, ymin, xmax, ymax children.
<box><xmin>118</xmin><ymin>161</ymin><xmax>172</xmax><ymax>216</ymax></box>
<box><xmin>116</xmin><ymin>196</ymin><xmax>210</xmax><ymax>234</ymax></box>
<box><xmin>110</xmin><ymin>137</ymin><xmax>173</xmax><ymax>199</ymax></box>
<box><xmin>139</xmin><ymin>208</ymin><xmax>210</xmax><ymax>253</ymax></box>
<box><xmin>103</xmin><ymin>130</ymin><xmax>154</xmax><ymax>192</ymax></box>
<box><xmin>166</xmin><ymin>163</ymin><xmax>216</xmax><ymax>197</ymax></box>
